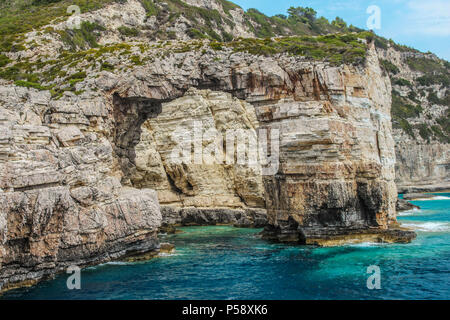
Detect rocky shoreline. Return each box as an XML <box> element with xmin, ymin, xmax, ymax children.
<box><xmin>2</xmin><ymin>0</ymin><xmax>439</xmax><ymax>293</ymax></box>
<box><xmin>261</xmin><ymin>225</ymin><xmax>416</xmax><ymax>246</ymax></box>
<box><xmin>397</xmin><ymin>198</ymin><xmax>421</xmax><ymax>211</ymax></box>
<box><xmin>0</xmin><ymin>40</ymin><xmax>416</xmax><ymax>291</ymax></box>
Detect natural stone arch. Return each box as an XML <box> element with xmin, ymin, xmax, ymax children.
<box><xmin>112</xmin><ymin>87</ymin><xmax>269</xmax><ymax>228</ymax></box>
<box><xmin>106</xmin><ymin>47</ymin><xmax>409</xmax><ymax>244</ymax></box>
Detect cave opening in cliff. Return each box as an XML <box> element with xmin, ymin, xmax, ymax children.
<box><xmin>112</xmin><ymin>93</ymin><xmax>163</xmax><ymax>186</ymax></box>
<box><xmin>111</xmin><ymin>88</ymin><xmax>270</xmax><ymax>228</ymax></box>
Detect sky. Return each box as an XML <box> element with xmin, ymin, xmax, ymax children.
<box><xmin>232</xmin><ymin>0</ymin><xmax>450</xmax><ymax>61</ymax></box>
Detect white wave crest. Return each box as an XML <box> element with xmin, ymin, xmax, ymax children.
<box><xmin>158</xmin><ymin>252</ymin><xmax>179</xmax><ymax>257</ymax></box>
<box><xmin>85</xmin><ymin>261</ymin><xmax>134</xmax><ymax>270</ymax></box>
<box><xmin>412</xmin><ymin>196</ymin><xmax>450</xmax><ymax>201</ymax></box>
<box><xmin>398</xmin><ymin>207</ymin><xmax>420</xmax><ymax>216</ymax></box>
<box><xmin>401</xmin><ymin>222</ymin><xmax>450</xmax><ymax>232</ymax></box>
<box><xmin>102</xmin><ymin>261</ymin><xmax>134</xmax><ymax>266</ymax></box>
<box><xmin>346</xmin><ymin>242</ymin><xmax>384</xmax><ymax>248</ymax></box>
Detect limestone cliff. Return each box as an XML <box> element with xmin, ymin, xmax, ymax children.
<box><xmin>132</xmin><ymin>89</ymin><xmax>268</xmax><ymax>228</ymax></box>
<box><xmin>0</xmin><ymin>85</ymin><xmax>162</xmax><ymax>291</ymax></box>
<box><xmin>2</xmin><ymin>0</ymin><xmax>446</xmax><ymax>194</ymax></box>
<box><xmin>375</xmin><ymin>44</ymin><xmax>449</xmax><ymax>192</ymax></box>
<box><xmin>0</xmin><ymin>0</ymin><xmax>418</xmax><ymax>291</ymax></box>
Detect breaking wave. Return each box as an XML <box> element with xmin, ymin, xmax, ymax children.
<box><xmin>398</xmin><ymin>207</ymin><xmax>420</xmax><ymax>216</ymax></box>
<box><xmin>401</xmin><ymin>222</ymin><xmax>450</xmax><ymax>232</ymax></box>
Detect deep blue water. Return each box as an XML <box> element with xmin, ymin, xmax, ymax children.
<box><xmin>2</xmin><ymin>194</ymin><xmax>449</xmax><ymax>300</ymax></box>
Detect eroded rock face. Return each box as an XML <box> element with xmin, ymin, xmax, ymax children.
<box><xmin>395</xmin><ymin>142</ymin><xmax>449</xmax><ymax>192</ymax></box>
<box><xmin>107</xmin><ymin>42</ymin><xmax>412</xmax><ymax>244</ymax></box>
<box><xmin>132</xmin><ymin>88</ymin><xmax>266</xmax><ymax>211</ymax></box>
<box><xmin>0</xmin><ymin>41</ymin><xmax>415</xmax><ymax>290</ymax></box>
<box><xmin>259</xmin><ymin>47</ymin><xmax>404</xmax><ymax>243</ymax></box>
<box><xmin>0</xmin><ymin>86</ymin><xmax>162</xmax><ymax>292</ymax></box>
<box><xmin>375</xmin><ymin>47</ymin><xmax>450</xmax><ymax>192</ymax></box>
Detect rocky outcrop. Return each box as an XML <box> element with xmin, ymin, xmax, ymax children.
<box><xmin>402</xmin><ymin>193</ymin><xmax>435</xmax><ymax>200</ymax></box>
<box><xmin>396</xmin><ymin>198</ymin><xmax>420</xmax><ymax>211</ymax></box>
<box><xmin>2</xmin><ymin>1</ymin><xmax>448</xmax><ymax>197</ymax></box>
<box><xmin>80</xmin><ymin>38</ymin><xmax>411</xmax><ymax>245</ymax></box>
<box><xmin>395</xmin><ymin>142</ymin><xmax>449</xmax><ymax>193</ymax></box>
<box><xmin>131</xmin><ymin>88</ymin><xmax>267</xmax><ymax>228</ymax></box>
<box><xmin>0</xmin><ymin>85</ymin><xmax>162</xmax><ymax>292</ymax></box>
<box><xmin>0</xmin><ymin>1</ymin><xmax>418</xmax><ymax>289</ymax></box>
<box><xmin>9</xmin><ymin>0</ymin><xmax>348</xmax><ymax>60</ymax></box>
<box><xmin>161</xmin><ymin>206</ymin><xmax>268</xmax><ymax>228</ymax></box>
<box><xmin>132</xmin><ymin>89</ymin><xmax>266</xmax><ymax>208</ymax></box>
<box><xmin>10</xmin><ymin>0</ymin><xmax>255</xmax><ymax>60</ymax></box>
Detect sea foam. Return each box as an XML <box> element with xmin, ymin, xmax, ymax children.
<box><xmin>346</xmin><ymin>242</ymin><xmax>384</xmax><ymax>248</ymax></box>
<box><xmin>398</xmin><ymin>207</ymin><xmax>420</xmax><ymax>216</ymax></box>
<box><xmin>401</xmin><ymin>222</ymin><xmax>449</xmax><ymax>232</ymax></box>
<box><xmin>413</xmin><ymin>196</ymin><xmax>450</xmax><ymax>201</ymax></box>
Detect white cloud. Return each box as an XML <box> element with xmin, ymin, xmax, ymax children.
<box><xmin>404</xmin><ymin>0</ymin><xmax>450</xmax><ymax>36</ymax></box>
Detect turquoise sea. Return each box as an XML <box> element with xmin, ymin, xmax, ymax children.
<box><xmin>2</xmin><ymin>194</ymin><xmax>449</xmax><ymax>300</ymax></box>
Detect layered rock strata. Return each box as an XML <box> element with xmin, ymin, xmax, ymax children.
<box><xmin>0</xmin><ymin>39</ymin><xmax>416</xmax><ymax>290</ymax></box>
<box><xmin>102</xmin><ymin>40</ymin><xmax>413</xmax><ymax>244</ymax></box>
<box><xmin>396</xmin><ymin>198</ymin><xmax>420</xmax><ymax>212</ymax></box>
<box><xmin>376</xmin><ymin>47</ymin><xmax>449</xmax><ymax>193</ymax></box>
<box><xmin>0</xmin><ymin>86</ymin><xmax>162</xmax><ymax>292</ymax></box>
<box><xmin>131</xmin><ymin>88</ymin><xmax>268</xmax><ymax>228</ymax></box>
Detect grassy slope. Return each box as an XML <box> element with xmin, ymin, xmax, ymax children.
<box><xmin>0</xmin><ymin>0</ymin><xmax>359</xmax><ymax>53</ymax></box>
<box><xmin>0</xmin><ymin>0</ymin><xmax>448</xmax><ymax>138</ymax></box>
<box><xmin>0</xmin><ymin>0</ymin><xmax>117</xmax><ymax>53</ymax></box>
<box><xmin>375</xmin><ymin>36</ymin><xmax>450</xmax><ymax>142</ymax></box>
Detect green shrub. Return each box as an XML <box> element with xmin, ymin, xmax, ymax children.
<box><xmin>130</xmin><ymin>55</ymin><xmax>143</xmax><ymax>65</ymax></box>
<box><xmin>394</xmin><ymin>118</ymin><xmax>414</xmax><ymax>138</ymax></box>
<box><xmin>68</xmin><ymin>78</ymin><xmax>83</xmax><ymax>86</ymax></box>
<box><xmin>427</xmin><ymin>91</ymin><xmax>449</xmax><ymax>106</ymax></box>
<box><xmin>246</xmin><ymin>9</ymin><xmax>276</xmax><ymax>38</ymax></box>
<box><xmin>139</xmin><ymin>0</ymin><xmax>160</xmax><ymax>16</ymax></box>
<box><xmin>205</xmin><ymin>29</ymin><xmax>222</xmax><ymax>41</ymax></box>
<box><xmin>408</xmin><ymin>91</ymin><xmax>419</xmax><ymax>103</ymax></box>
<box><xmin>391</xmin><ymin>91</ymin><xmax>422</xmax><ymax>118</ymax></box>
<box><xmin>14</xmin><ymin>80</ymin><xmax>49</xmax><ymax>90</ymax></box>
<box><xmin>222</xmin><ymin>31</ymin><xmax>233</xmax><ymax>42</ymax></box>
<box><xmin>221</xmin><ymin>33</ymin><xmax>368</xmax><ymax>65</ymax></box>
<box><xmin>0</xmin><ymin>54</ymin><xmax>10</xmax><ymax>67</ymax></box>
<box><xmin>374</xmin><ymin>36</ymin><xmax>388</xmax><ymax>50</ymax></box>
<box><xmin>117</xmin><ymin>26</ymin><xmax>139</xmax><ymax>37</ymax></box>
<box><xmin>167</xmin><ymin>31</ymin><xmax>177</xmax><ymax>40</ymax></box>
<box><xmin>209</xmin><ymin>42</ymin><xmax>223</xmax><ymax>50</ymax></box>
<box><xmin>100</xmin><ymin>61</ymin><xmax>115</xmax><ymax>72</ymax></box>
<box><xmin>0</xmin><ymin>0</ymin><xmax>116</xmax><ymax>53</ymax></box>
<box><xmin>430</xmin><ymin>125</ymin><xmax>448</xmax><ymax>142</ymax></box>
<box><xmin>331</xmin><ymin>17</ymin><xmax>347</xmax><ymax>29</ymax></box>
<box><xmin>379</xmin><ymin>59</ymin><xmax>399</xmax><ymax>74</ymax></box>
<box><xmin>393</xmin><ymin>78</ymin><xmax>411</xmax><ymax>87</ymax></box>
<box><xmin>391</xmin><ymin>90</ymin><xmax>423</xmax><ymax>137</ymax></box>
<box><xmin>406</xmin><ymin>57</ymin><xmax>444</xmax><ymax>73</ymax></box>
<box><xmin>436</xmin><ymin>108</ymin><xmax>450</xmax><ymax>137</ymax></box>
<box><xmin>218</xmin><ymin>0</ymin><xmax>240</xmax><ymax>16</ymax></box>
<box><xmin>67</xmin><ymin>71</ymin><xmax>86</xmax><ymax>80</ymax></box>
<box><xmin>187</xmin><ymin>28</ymin><xmax>207</xmax><ymax>39</ymax></box>
<box><xmin>59</xmin><ymin>21</ymin><xmax>106</xmax><ymax>50</ymax></box>
<box><xmin>417</xmin><ymin>123</ymin><xmax>431</xmax><ymax>141</ymax></box>
<box><xmin>416</xmin><ymin>74</ymin><xmax>449</xmax><ymax>87</ymax></box>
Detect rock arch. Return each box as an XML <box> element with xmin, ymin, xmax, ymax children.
<box><xmin>104</xmin><ymin>45</ymin><xmax>412</xmax><ymax>244</ymax></box>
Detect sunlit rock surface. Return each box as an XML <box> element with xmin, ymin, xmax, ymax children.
<box><xmin>0</xmin><ymin>34</ymin><xmax>416</xmax><ymax>290</ymax></box>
